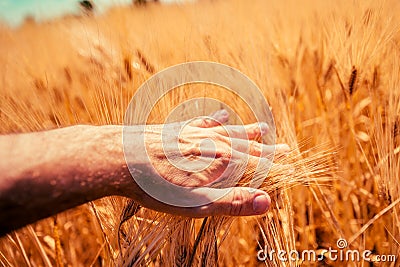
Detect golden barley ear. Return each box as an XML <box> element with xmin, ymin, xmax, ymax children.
<box><xmin>118</xmin><ymin>200</ymin><xmax>141</xmax><ymax>254</ymax></box>
<box><xmin>136</xmin><ymin>49</ymin><xmax>155</xmax><ymax>74</ymax></box>
<box><xmin>348</xmin><ymin>66</ymin><xmax>358</xmax><ymax>96</ymax></box>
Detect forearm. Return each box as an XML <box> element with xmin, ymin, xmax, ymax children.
<box><xmin>0</xmin><ymin>125</ymin><xmax>135</xmax><ymax>235</ymax></box>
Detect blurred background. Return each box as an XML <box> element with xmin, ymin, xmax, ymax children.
<box><xmin>0</xmin><ymin>0</ymin><xmax>399</xmax><ymax>266</ymax></box>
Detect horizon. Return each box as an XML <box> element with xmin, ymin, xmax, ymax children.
<box><xmin>0</xmin><ymin>0</ymin><xmax>183</xmax><ymax>27</ymax></box>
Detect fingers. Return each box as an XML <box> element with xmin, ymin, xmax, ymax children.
<box><xmin>229</xmin><ymin>138</ymin><xmax>290</xmax><ymax>157</ymax></box>
<box><xmin>195</xmin><ymin>187</ymin><xmax>271</xmax><ymax>216</ymax></box>
<box><xmin>213</xmin><ymin>122</ymin><xmax>269</xmax><ymax>140</ymax></box>
<box><xmin>189</xmin><ymin>109</ymin><xmax>229</xmax><ymax>128</ymax></box>
<box><xmin>188</xmin><ymin>110</ymin><xmax>271</xmax><ymax>142</ymax></box>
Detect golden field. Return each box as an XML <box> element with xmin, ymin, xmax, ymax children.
<box><xmin>0</xmin><ymin>0</ymin><xmax>399</xmax><ymax>266</ymax></box>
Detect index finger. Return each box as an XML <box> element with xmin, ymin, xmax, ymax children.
<box><xmin>213</xmin><ymin>122</ymin><xmax>269</xmax><ymax>140</ymax></box>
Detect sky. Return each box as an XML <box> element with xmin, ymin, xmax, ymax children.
<box><xmin>0</xmin><ymin>0</ymin><xmax>137</xmax><ymax>26</ymax></box>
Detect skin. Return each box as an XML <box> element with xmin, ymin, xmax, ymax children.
<box><xmin>0</xmin><ymin>110</ymin><xmax>289</xmax><ymax>236</ymax></box>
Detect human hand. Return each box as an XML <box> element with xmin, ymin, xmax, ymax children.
<box><xmin>123</xmin><ymin>109</ymin><xmax>289</xmax><ymax>217</ymax></box>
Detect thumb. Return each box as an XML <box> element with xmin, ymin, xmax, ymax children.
<box><xmin>197</xmin><ymin>187</ymin><xmax>271</xmax><ymax>216</ymax></box>
<box><xmin>129</xmin><ymin>186</ymin><xmax>271</xmax><ymax>218</ymax></box>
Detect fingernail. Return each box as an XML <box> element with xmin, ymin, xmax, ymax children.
<box><xmin>276</xmin><ymin>144</ymin><xmax>290</xmax><ymax>153</ymax></box>
<box><xmin>253</xmin><ymin>194</ymin><xmax>270</xmax><ymax>213</ymax></box>
<box><xmin>246</xmin><ymin>187</ymin><xmax>256</xmax><ymax>193</ymax></box>
<box><xmin>259</xmin><ymin>122</ymin><xmax>269</xmax><ymax>135</ymax></box>
<box><xmin>219</xmin><ymin>109</ymin><xmax>228</xmax><ymax>116</ymax></box>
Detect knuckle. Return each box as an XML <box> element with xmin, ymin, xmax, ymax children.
<box><xmin>229</xmin><ymin>190</ymin><xmax>245</xmax><ymax>216</ymax></box>
<box><xmin>247</xmin><ymin>124</ymin><xmax>261</xmax><ymax>138</ymax></box>
<box><xmin>201</xmin><ymin>119</ymin><xmax>210</xmax><ymax>127</ymax></box>
<box><xmin>213</xmin><ymin>132</ymin><xmax>226</xmax><ymax>142</ymax></box>
<box><xmin>202</xmin><ymin>118</ymin><xmax>215</xmax><ymax>127</ymax></box>
<box><xmin>249</xmin><ymin>140</ymin><xmax>259</xmax><ymax>147</ymax></box>
<box><xmin>249</xmin><ymin>140</ymin><xmax>261</xmax><ymax>154</ymax></box>
<box><xmin>188</xmin><ymin>144</ymin><xmax>200</xmax><ymax>156</ymax></box>
<box><xmin>208</xmin><ymin>131</ymin><xmax>219</xmax><ymax>140</ymax></box>
<box><xmin>218</xmin><ymin>135</ymin><xmax>232</xmax><ymax>148</ymax></box>
<box><xmin>216</xmin><ymin>143</ymin><xmax>232</xmax><ymax>159</ymax></box>
<box><xmin>208</xmin><ymin>129</ymin><xmax>227</xmax><ymax>141</ymax></box>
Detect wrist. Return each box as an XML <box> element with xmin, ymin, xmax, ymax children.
<box><xmin>80</xmin><ymin>125</ymin><xmax>133</xmax><ymax>198</ymax></box>
<box><xmin>92</xmin><ymin>125</ymin><xmax>146</xmax><ymax>199</ymax></box>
